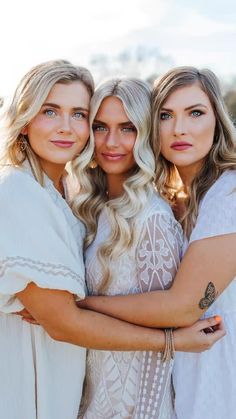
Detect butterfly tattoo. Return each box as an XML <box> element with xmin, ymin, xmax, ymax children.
<box><xmin>198</xmin><ymin>282</ymin><xmax>217</xmax><ymax>309</ymax></box>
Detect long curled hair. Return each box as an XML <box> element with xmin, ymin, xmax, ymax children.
<box><xmin>0</xmin><ymin>59</ymin><xmax>94</xmax><ymax>184</ymax></box>
<box><xmin>152</xmin><ymin>66</ymin><xmax>236</xmax><ymax>237</ymax></box>
<box><xmin>72</xmin><ymin>78</ymin><xmax>155</xmax><ymax>292</ymax></box>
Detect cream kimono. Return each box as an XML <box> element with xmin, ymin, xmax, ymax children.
<box><xmin>0</xmin><ymin>164</ymin><xmax>86</xmax><ymax>419</ymax></box>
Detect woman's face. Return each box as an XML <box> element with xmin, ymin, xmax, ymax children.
<box><xmin>93</xmin><ymin>96</ymin><xmax>137</xmax><ymax>177</ymax></box>
<box><xmin>23</xmin><ymin>81</ymin><xmax>90</xmax><ymax>174</ymax></box>
<box><xmin>159</xmin><ymin>83</ymin><xmax>216</xmax><ymax>179</ymax></box>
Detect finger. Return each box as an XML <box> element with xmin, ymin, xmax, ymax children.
<box><xmin>196</xmin><ymin>316</ymin><xmax>222</xmax><ymax>331</ymax></box>
<box><xmin>208</xmin><ymin>328</ymin><xmax>226</xmax><ymax>344</ymax></box>
<box><xmin>12</xmin><ymin>309</ymin><xmax>28</xmax><ymax>316</ymax></box>
<box><xmin>23</xmin><ymin>318</ymin><xmax>39</xmax><ymax>325</ymax></box>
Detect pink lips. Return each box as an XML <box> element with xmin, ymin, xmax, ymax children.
<box><xmin>51</xmin><ymin>141</ymin><xmax>75</xmax><ymax>149</ymax></box>
<box><xmin>171</xmin><ymin>142</ymin><xmax>192</xmax><ymax>151</ymax></box>
<box><xmin>101</xmin><ymin>153</ymin><xmax>126</xmax><ymax>161</ymax></box>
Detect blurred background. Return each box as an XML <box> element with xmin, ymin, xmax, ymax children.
<box><xmin>1</xmin><ymin>0</ymin><xmax>236</xmax><ymax>121</ymax></box>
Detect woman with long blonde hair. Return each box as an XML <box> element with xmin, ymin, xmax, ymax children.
<box><xmin>79</xmin><ymin>67</ymin><xmax>236</xmax><ymax>419</ymax></box>
<box><xmin>75</xmin><ymin>76</ymin><xmax>224</xmax><ymax>418</ymax></box>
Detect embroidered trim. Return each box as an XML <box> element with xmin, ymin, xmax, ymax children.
<box><xmin>0</xmin><ymin>256</ymin><xmax>84</xmax><ymax>286</ymax></box>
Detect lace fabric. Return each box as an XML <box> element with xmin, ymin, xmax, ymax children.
<box><xmin>79</xmin><ymin>194</ymin><xmax>183</xmax><ymax>418</ymax></box>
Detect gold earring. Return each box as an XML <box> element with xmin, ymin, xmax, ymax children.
<box><xmin>88</xmin><ymin>159</ymin><xmax>98</xmax><ymax>169</ymax></box>
<box><xmin>19</xmin><ymin>135</ymin><xmax>28</xmax><ymax>152</ymax></box>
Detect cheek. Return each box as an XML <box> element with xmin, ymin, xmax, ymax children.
<box><xmin>124</xmin><ymin>136</ymin><xmax>136</xmax><ymax>153</ymax></box>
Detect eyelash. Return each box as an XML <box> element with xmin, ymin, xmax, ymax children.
<box><xmin>43</xmin><ymin>109</ymin><xmax>56</xmax><ymax>117</ymax></box>
<box><xmin>92</xmin><ymin>125</ymin><xmax>137</xmax><ymax>132</ymax></box>
<box><xmin>190</xmin><ymin>110</ymin><xmax>204</xmax><ymax>117</ymax></box>
<box><xmin>160</xmin><ymin>110</ymin><xmax>204</xmax><ymax>120</ymax></box>
<box><xmin>43</xmin><ymin>109</ymin><xmax>87</xmax><ymax>119</ymax></box>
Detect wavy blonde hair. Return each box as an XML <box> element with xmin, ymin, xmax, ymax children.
<box><xmin>0</xmin><ymin>59</ymin><xmax>94</xmax><ymax>184</ymax></box>
<box><xmin>152</xmin><ymin>66</ymin><xmax>236</xmax><ymax>237</ymax></box>
<box><xmin>72</xmin><ymin>78</ymin><xmax>155</xmax><ymax>292</ymax></box>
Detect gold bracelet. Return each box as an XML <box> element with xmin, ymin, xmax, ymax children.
<box><xmin>162</xmin><ymin>328</ymin><xmax>175</xmax><ymax>362</ymax></box>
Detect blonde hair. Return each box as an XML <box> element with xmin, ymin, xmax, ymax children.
<box><xmin>72</xmin><ymin>77</ymin><xmax>155</xmax><ymax>292</ymax></box>
<box><xmin>0</xmin><ymin>59</ymin><xmax>94</xmax><ymax>184</ymax></box>
<box><xmin>152</xmin><ymin>66</ymin><xmax>236</xmax><ymax>237</ymax></box>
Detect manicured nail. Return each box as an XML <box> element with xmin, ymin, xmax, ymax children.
<box><xmin>215</xmin><ymin>315</ymin><xmax>221</xmax><ymax>322</ymax></box>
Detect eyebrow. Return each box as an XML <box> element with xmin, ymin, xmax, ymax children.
<box><xmin>161</xmin><ymin>103</ymin><xmax>208</xmax><ymax>111</ymax></box>
<box><xmin>93</xmin><ymin>119</ymin><xmax>133</xmax><ymax>126</ymax></box>
<box><xmin>42</xmin><ymin>102</ymin><xmax>89</xmax><ymax>112</ymax></box>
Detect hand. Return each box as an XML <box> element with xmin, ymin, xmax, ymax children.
<box><xmin>173</xmin><ymin>316</ymin><xmax>226</xmax><ymax>353</ymax></box>
<box><xmin>13</xmin><ymin>308</ymin><xmax>39</xmax><ymax>325</ymax></box>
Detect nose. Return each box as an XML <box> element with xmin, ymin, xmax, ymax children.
<box><xmin>57</xmin><ymin>115</ymin><xmax>72</xmax><ymax>134</ymax></box>
<box><xmin>106</xmin><ymin>129</ymin><xmax>119</xmax><ymax>148</ymax></box>
<box><xmin>173</xmin><ymin>116</ymin><xmax>187</xmax><ymax>137</ymax></box>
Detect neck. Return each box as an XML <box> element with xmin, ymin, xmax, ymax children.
<box><xmin>107</xmin><ymin>174</ymin><xmax>127</xmax><ymax>199</ymax></box>
<box><xmin>176</xmin><ymin>162</ymin><xmax>203</xmax><ymax>188</ymax></box>
<box><xmin>40</xmin><ymin>160</ymin><xmax>66</xmax><ymax>194</ymax></box>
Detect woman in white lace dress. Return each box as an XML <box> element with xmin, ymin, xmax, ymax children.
<box><xmin>0</xmin><ymin>62</ymin><xmax>222</xmax><ymax>419</ymax></box>
<box><xmin>76</xmin><ymin>78</ymin><xmax>225</xmax><ymax>419</ymax></box>
<box><xmin>78</xmin><ymin>68</ymin><xmax>236</xmax><ymax>419</ymax></box>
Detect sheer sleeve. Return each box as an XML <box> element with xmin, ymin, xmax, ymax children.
<box><xmin>136</xmin><ymin>211</ymin><xmax>183</xmax><ymax>292</ymax></box>
<box><xmin>134</xmin><ymin>210</ymin><xmax>183</xmax><ymax>418</ymax></box>
<box><xmin>0</xmin><ymin>169</ymin><xmax>85</xmax><ymax>313</ymax></box>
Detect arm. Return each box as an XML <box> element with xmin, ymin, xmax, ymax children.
<box><xmin>17</xmin><ymin>283</ymin><xmax>225</xmax><ymax>351</ymax></box>
<box><xmin>79</xmin><ymin>233</ymin><xmax>236</xmax><ymax>327</ymax></box>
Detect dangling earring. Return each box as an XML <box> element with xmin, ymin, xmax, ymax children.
<box><xmin>19</xmin><ymin>135</ymin><xmax>28</xmax><ymax>152</ymax></box>
<box><xmin>88</xmin><ymin>159</ymin><xmax>98</xmax><ymax>169</ymax></box>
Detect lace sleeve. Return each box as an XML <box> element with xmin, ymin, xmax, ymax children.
<box><xmin>136</xmin><ymin>211</ymin><xmax>183</xmax><ymax>292</ymax></box>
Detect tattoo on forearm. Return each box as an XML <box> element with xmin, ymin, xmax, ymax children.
<box><xmin>198</xmin><ymin>282</ymin><xmax>217</xmax><ymax>310</ymax></box>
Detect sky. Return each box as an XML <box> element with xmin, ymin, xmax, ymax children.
<box><xmin>1</xmin><ymin>0</ymin><xmax>236</xmax><ymax>97</ymax></box>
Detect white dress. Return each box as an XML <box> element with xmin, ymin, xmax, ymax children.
<box><xmin>0</xmin><ymin>165</ymin><xmax>86</xmax><ymax>419</ymax></box>
<box><xmin>173</xmin><ymin>170</ymin><xmax>236</xmax><ymax>419</ymax></box>
<box><xmin>79</xmin><ymin>193</ymin><xmax>183</xmax><ymax>419</ymax></box>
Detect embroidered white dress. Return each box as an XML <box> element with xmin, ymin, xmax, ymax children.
<box><xmin>173</xmin><ymin>170</ymin><xmax>236</xmax><ymax>419</ymax></box>
<box><xmin>0</xmin><ymin>165</ymin><xmax>86</xmax><ymax>419</ymax></box>
<box><xmin>79</xmin><ymin>193</ymin><xmax>183</xmax><ymax>419</ymax></box>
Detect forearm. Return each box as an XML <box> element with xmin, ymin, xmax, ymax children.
<box><xmin>80</xmin><ymin>235</ymin><xmax>236</xmax><ymax>328</ymax></box>
<box><xmin>52</xmin><ymin>304</ymin><xmax>166</xmax><ymax>351</ymax></box>
<box><xmin>78</xmin><ymin>290</ymin><xmax>194</xmax><ymax>328</ymax></box>
<box><xmin>17</xmin><ymin>283</ymin><xmax>166</xmax><ymax>351</ymax></box>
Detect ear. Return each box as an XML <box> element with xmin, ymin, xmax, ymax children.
<box><xmin>21</xmin><ymin>126</ymin><xmax>28</xmax><ymax>135</ymax></box>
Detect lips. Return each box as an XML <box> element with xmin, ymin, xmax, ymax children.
<box><xmin>51</xmin><ymin>140</ymin><xmax>75</xmax><ymax>149</ymax></box>
<box><xmin>101</xmin><ymin>153</ymin><xmax>126</xmax><ymax>161</ymax></box>
<box><xmin>171</xmin><ymin>142</ymin><xmax>192</xmax><ymax>151</ymax></box>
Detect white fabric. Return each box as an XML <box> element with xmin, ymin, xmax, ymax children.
<box><xmin>173</xmin><ymin>170</ymin><xmax>236</xmax><ymax>419</ymax></box>
<box><xmin>0</xmin><ymin>164</ymin><xmax>86</xmax><ymax>419</ymax></box>
<box><xmin>79</xmin><ymin>193</ymin><xmax>183</xmax><ymax>419</ymax></box>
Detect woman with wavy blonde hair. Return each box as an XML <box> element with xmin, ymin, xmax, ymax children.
<box><xmin>79</xmin><ymin>67</ymin><xmax>236</xmax><ymax>419</ymax></box>
<box><xmin>76</xmin><ymin>77</ymin><xmax>225</xmax><ymax>418</ymax></box>
<box><xmin>0</xmin><ymin>62</ymin><xmax>222</xmax><ymax>419</ymax></box>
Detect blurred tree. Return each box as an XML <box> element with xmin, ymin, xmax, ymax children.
<box><xmin>0</xmin><ymin>97</ymin><xmax>3</xmax><ymax>107</ymax></box>
<box><xmin>89</xmin><ymin>45</ymin><xmax>173</xmax><ymax>84</ymax></box>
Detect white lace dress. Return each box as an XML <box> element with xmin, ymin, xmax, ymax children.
<box><xmin>0</xmin><ymin>166</ymin><xmax>87</xmax><ymax>419</ymax></box>
<box><xmin>79</xmin><ymin>193</ymin><xmax>183</xmax><ymax>419</ymax></box>
<box><xmin>173</xmin><ymin>170</ymin><xmax>236</xmax><ymax>419</ymax></box>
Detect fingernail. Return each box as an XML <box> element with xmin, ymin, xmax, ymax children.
<box><xmin>215</xmin><ymin>315</ymin><xmax>221</xmax><ymax>322</ymax></box>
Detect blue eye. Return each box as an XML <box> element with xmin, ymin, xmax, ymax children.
<box><xmin>92</xmin><ymin>125</ymin><xmax>107</xmax><ymax>132</ymax></box>
<box><xmin>160</xmin><ymin>112</ymin><xmax>171</xmax><ymax>120</ymax></box>
<box><xmin>44</xmin><ymin>109</ymin><xmax>56</xmax><ymax>117</ymax></box>
<box><xmin>74</xmin><ymin>112</ymin><xmax>86</xmax><ymax>119</ymax></box>
<box><xmin>191</xmin><ymin>110</ymin><xmax>203</xmax><ymax>117</ymax></box>
<box><xmin>121</xmin><ymin>126</ymin><xmax>137</xmax><ymax>133</ymax></box>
